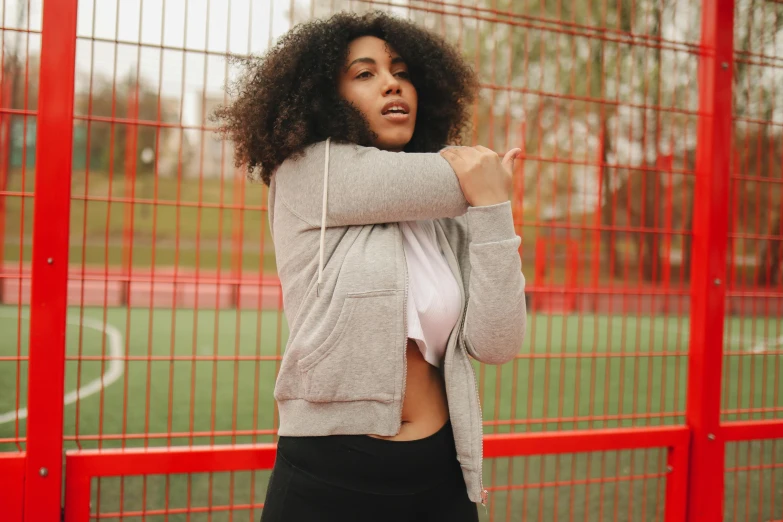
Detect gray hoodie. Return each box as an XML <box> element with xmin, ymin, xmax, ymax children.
<box><xmin>268</xmin><ymin>138</ymin><xmax>527</xmax><ymax>505</ymax></box>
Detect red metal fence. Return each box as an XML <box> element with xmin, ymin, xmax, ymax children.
<box><xmin>0</xmin><ymin>0</ymin><xmax>781</xmax><ymax>520</ymax></box>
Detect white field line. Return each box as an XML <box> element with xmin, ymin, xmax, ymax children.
<box><xmin>0</xmin><ymin>311</ymin><xmax>124</xmax><ymax>425</ymax></box>
<box><xmin>724</xmin><ymin>335</ymin><xmax>783</xmax><ymax>354</ymax></box>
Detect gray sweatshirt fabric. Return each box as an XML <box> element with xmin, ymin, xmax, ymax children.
<box><xmin>267</xmin><ymin>138</ymin><xmax>527</xmax><ymax>505</ymax></box>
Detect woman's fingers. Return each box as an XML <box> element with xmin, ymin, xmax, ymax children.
<box><xmin>501</xmin><ymin>149</ymin><xmax>521</xmax><ymax>194</ymax></box>
<box><xmin>440</xmin><ymin>147</ymin><xmax>466</xmax><ymax>162</ymax></box>
<box><xmin>472</xmin><ymin>145</ymin><xmax>520</xmax><ymax>167</ymax></box>
<box><xmin>472</xmin><ymin>145</ymin><xmax>495</xmax><ymax>155</ymax></box>
<box><xmin>502</xmin><ymin>148</ymin><xmax>521</xmax><ymax>172</ymax></box>
<box><xmin>443</xmin><ymin>146</ymin><xmax>519</xmax><ymax>169</ymax></box>
<box><xmin>448</xmin><ymin>148</ymin><xmax>467</xmax><ymax>160</ymax></box>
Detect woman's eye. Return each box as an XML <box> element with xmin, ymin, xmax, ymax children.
<box><xmin>356</xmin><ymin>71</ymin><xmax>409</xmax><ymax>79</ymax></box>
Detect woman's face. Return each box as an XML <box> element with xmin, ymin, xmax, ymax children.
<box><xmin>337</xmin><ymin>36</ymin><xmax>418</xmax><ymax>152</ymax></box>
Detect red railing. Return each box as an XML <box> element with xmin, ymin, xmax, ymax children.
<box><xmin>1</xmin><ymin>0</ymin><xmax>781</xmax><ymax>520</ymax></box>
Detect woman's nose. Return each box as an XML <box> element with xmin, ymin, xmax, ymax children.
<box><xmin>382</xmin><ymin>72</ymin><xmax>402</xmax><ymax>94</ymax></box>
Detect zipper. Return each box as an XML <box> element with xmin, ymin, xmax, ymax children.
<box><xmin>398</xmin><ymin>224</ymin><xmax>409</xmax><ymax>434</ymax></box>
<box><xmin>458</xmin><ymin>308</ymin><xmax>488</xmax><ymax>507</ymax></box>
<box><xmin>439</xmin><ymin>226</ymin><xmax>488</xmax><ymax>507</ymax></box>
<box><xmin>469</xmin><ymin>347</ymin><xmax>489</xmax><ymax>508</ymax></box>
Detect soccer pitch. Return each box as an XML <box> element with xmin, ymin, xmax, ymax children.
<box><xmin>1</xmin><ymin>306</ymin><xmax>782</xmax><ymax>521</ymax></box>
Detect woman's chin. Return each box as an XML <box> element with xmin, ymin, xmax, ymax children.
<box><xmin>374</xmin><ymin>134</ymin><xmax>413</xmax><ymax>152</ymax></box>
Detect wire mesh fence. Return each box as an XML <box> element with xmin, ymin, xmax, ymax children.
<box><xmin>1</xmin><ymin>0</ymin><xmax>782</xmax><ymax>521</ymax></box>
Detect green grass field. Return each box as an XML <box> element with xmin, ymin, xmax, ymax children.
<box><xmin>1</xmin><ymin>306</ymin><xmax>782</xmax><ymax>521</ymax></box>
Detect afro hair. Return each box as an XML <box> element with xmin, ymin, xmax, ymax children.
<box><xmin>214</xmin><ymin>10</ymin><xmax>480</xmax><ymax>186</ymax></box>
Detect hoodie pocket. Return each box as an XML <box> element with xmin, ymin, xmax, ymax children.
<box><xmin>298</xmin><ymin>289</ymin><xmax>403</xmax><ymax>403</ymax></box>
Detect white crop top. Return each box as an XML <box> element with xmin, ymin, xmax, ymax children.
<box><xmin>312</xmin><ymin>138</ymin><xmax>461</xmax><ymax>368</ymax></box>
<box><xmin>399</xmin><ymin>220</ymin><xmax>462</xmax><ymax>368</ymax></box>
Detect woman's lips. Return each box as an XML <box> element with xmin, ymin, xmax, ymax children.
<box><xmin>382</xmin><ymin>112</ymin><xmax>410</xmax><ymax>123</ymax></box>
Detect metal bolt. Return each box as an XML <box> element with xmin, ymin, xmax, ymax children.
<box><xmin>713</xmin><ymin>278</ymin><xmax>721</xmax><ymax>285</ymax></box>
<box><xmin>721</xmin><ymin>62</ymin><xmax>729</xmax><ymax>69</ymax></box>
<box><xmin>47</xmin><ymin>257</ymin><xmax>53</xmax><ymax>265</ymax></box>
<box><xmin>707</xmin><ymin>433</ymin><xmax>716</xmax><ymax>441</ymax></box>
<box><xmin>39</xmin><ymin>467</ymin><xmax>48</xmax><ymax>477</ymax></box>
<box><xmin>666</xmin><ymin>465</ymin><xmax>674</xmax><ymax>473</ymax></box>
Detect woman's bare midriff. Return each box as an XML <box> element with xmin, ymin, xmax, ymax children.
<box><xmin>367</xmin><ymin>339</ymin><xmax>450</xmax><ymax>441</ymax></box>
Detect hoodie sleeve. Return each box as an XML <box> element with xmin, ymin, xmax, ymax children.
<box><xmin>273</xmin><ymin>140</ymin><xmax>469</xmax><ymax>228</ymax></box>
<box><xmin>447</xmin><ymin>201</ymin><xmax>527</xmax><ymax>365</ymax></box>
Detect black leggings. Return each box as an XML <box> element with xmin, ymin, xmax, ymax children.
<box><xmin>260</xmin><ymin>420</ymin><xmax>479</xmax><ymax>522</ymax></box>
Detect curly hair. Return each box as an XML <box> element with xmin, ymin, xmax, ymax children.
<box><xmin>214</xmin><ymin>10</ymin><xmax>480</xmax><ymax>186</ymax></box>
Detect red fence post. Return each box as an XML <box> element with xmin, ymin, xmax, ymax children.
<box><xmin>22</xmin><ymin>0</ymin><xmax>78</xmax><ymax>520</ymax></box>
<box><xmin>665</xmin><ymin>442</ymin><xmax>690</xmax><ymax>522</ymax></box>
<box><xmin>63</xmin><ymin>458</ymin><xmax>92</xmax><ymax>522</ymax></box>
<box><xmin>0</xmin><ymin>454</ymin><xmax>26</xmax><ymax>522</ymax></box>
<box><xmin>686</xmin><ymin>0</ymin><xmax>734</xmax><ymax>520</ymax></box>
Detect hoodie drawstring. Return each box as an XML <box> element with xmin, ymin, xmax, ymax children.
<box><xmin>316</xmin><ymin>137</ymin><xmax>330</xmax><ymax>297</ymax></box>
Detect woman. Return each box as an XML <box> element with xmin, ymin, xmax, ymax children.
<box><xmin>216</xmin><ymin>10</ymin><xmax>527</xmax><ymax>522</ymax></box>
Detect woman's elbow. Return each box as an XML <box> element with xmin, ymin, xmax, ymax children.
<box><xmin>465</xmin><ymin>317</ymin><xmax>526</xmax><ymax>365</ymax></box>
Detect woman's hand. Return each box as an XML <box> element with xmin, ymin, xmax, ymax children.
<box><xmin>439</xmin><ymin>145</ymin><xmax>521</xmax><ymax>207</ymax></box>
